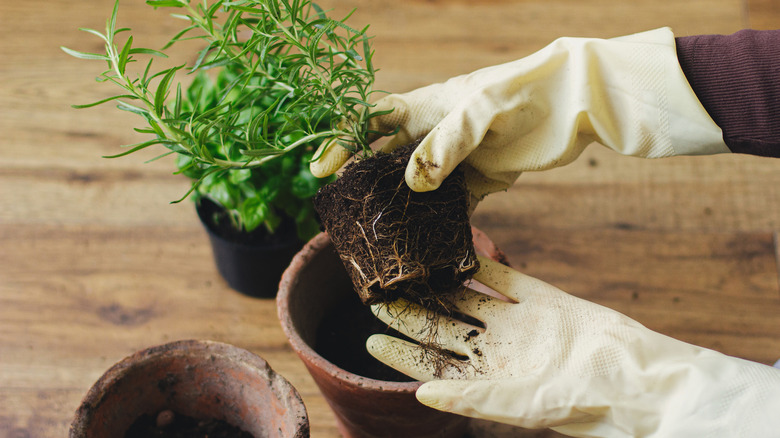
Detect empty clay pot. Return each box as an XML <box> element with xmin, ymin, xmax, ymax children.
<box><xmin>70</xmin><ymin>339</ymin><xmax>309</xmax><ymax>438</ymax></box>
<box><xmin>277</xmin><ymin>229</ymin><xmax>508</xmax><ymax>438</ymax></box>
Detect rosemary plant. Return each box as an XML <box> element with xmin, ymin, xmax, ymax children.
<box><xmin>63</xmin><ymin>0</ymin><xmax>387</xmax><ymax>239</ymax></box>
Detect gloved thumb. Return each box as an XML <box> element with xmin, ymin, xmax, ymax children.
<box><xmin>417</xmin><ymin>378</ymin><xmax>600</xmax><ymax>430</ymax></box>
<box><xmin>309</xmin><ymin>137</ymin><xmax>352</xmax><ymax>178</ymax></box>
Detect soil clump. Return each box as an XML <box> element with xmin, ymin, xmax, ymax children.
<box><xmin>314</xmin><ymin>141</ymin><xmax>478</xmax><ymax>311</ymax></box>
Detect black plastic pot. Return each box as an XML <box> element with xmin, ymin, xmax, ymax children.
<box><xmin>197</xmin><ymin>198</ymin><xmax>305</xmax><ymax>298</ymax></box>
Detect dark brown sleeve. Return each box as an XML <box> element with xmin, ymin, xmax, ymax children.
<box><xmin>675</xmin><ymin>30</ymin><xmax>780</xmax><ymax>157</ymax></box>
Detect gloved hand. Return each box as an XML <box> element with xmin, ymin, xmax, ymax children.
<box><xmin>367</xmin><ymin>256</ymin><xmax>780</xmax><ymax>437</ymax></box>
<box><xmin>311</xmin><ymin>27</ymin><xmax>729</xmax><ymax>202</ymax></box>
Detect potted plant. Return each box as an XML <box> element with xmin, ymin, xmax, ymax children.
<box><xmin>62</xmin><ymin>0</ymin><xmax>386</xmax><ymax>297</ymax></box>
<box><xmin>277</xmin><ymin>229</ymin><xmax>507</xmax><ymax>438</ymax></box>
<box><xmin>70</xmin><ymin>339</ymin><xmax>309</xmax><ymax>438</ymax></box>
<box><xmin>65</xmin><ymin>0</ymin><xmax>494</xmax><ymax>433</ymax></box>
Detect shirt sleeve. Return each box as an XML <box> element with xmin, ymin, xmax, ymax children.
<box><xmin>675</xmin><ymin>30</ymin><xmax>780</xmax><ymax>157</ymax></box>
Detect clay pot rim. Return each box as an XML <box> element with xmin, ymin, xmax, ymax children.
<box><xmin>277</xmin><ymin>229</ymin><xmax>507</xmax><ymax>393</ymax></box>
<box><xmin>71</xmin><ymin>339</ymin><xmax>308</xmax><ymax>435</ymax></box>
<box><xmin>278</xmin><ymin>232</ymin><xmax>422</xmax><ymax>392</ymax></box>
<box><xmin>80</xmin><ymin>339</ymin><xmax>280</xmax><ymax>395</ymax></box>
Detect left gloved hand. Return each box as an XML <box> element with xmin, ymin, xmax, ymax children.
<box><xmin>367</xmin><ymin>256</ymin><xmax>780</xmax><ymax>437</ymax></box>
<box><xmin>311</xmin><ymin>28</ymin><xmax>729</xmax><ymax>202</ymax></box>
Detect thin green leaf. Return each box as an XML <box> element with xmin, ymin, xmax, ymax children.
<box><xmin>116</xmin><ymin>101</ymin><xmax>149</xmax><ymax>116</ymax></box>
<box><xmin>206</xmin><ymin>1</ymin><xmax>224</xmax><ymax>18</ymax></box>
<box><xmin>141</xmin><ymin>58</ymin><xmax>155</xmax><ymax>88</ymax></box>
<box><xmin>310</xmin><ymin>3</ymin><xmax>327</xmax><ymax>20</ymax></box>
<box><xmin>160</xmin><ymin>25</ymin><xmax>198</xmax><ymax>50</ymax></box>
<box><xmin>240</xmin><ymin>148</ymin><xmax>285</xmax><ymax>158</ymax></box>
<box><xmin>154</xmin><ymin>65</ymin><xmax>182</xmax><ymax>116</ymax></box>
<box><xmin>191</xmin><ymin>40</ymin><xmax>217</xmax><ymax>71</ymax></box>
<box><xmin>144</xmin><ymin>150</ymin><xmax>176</xmax><ymax>163</ymax></box>
<box><xmin>173</xmin><ymin>82</ymin><xmax>183</xmax><ymax>118</ymax></box>
<box><xmin>144</xmin><ymin>116</ymin><xmax>166</xmax><ymax>137</ymax></box>
<box><xmin>102</xmin><ymin>139</ymin><xmax>163</xmax><ymax>158</ymax></box>
<box><xmin>71</xmin><ymin>94</ymin><xmax>138</xmax><ymax>109</ymax></box>
<box><xmin>146</xmin><ymin>0</ymin><xmax>185</xmax><ymax>7</ymax></box>
<box><xmin>129</xmin><ymin>48</ymin><xmax>168</xmax><ymax>57</ymax></box>
<box><xmin>108</xmin><ymin>0</ymin><xmax>120</xmax><ymax>35</ymax></box>
<box><xmin>171</xmin><ymin>167</ymin><xmax>223</xmax><ymax>204</ymax></box>
<box><xmin>366</xmin><ymin>107</ymin><xmax>394</xmax><ymax>118</ymax></box>
<box><xmin>61</xmin><ymin>46</ymin><xmax>109</xmax><ymax>61</ymax></box>
<box><xmin>77</xmin><ymin>27</ymin><xmax>109</xmax><ymax>42</ymax></box>
<box><xmin>117</xmin><ymin>35</ymin><xmax>134</xmax><ymax>74</ymax></box>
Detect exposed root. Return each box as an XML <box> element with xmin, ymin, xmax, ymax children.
<box><xmin>379</xmin><ymin>300</ymin><xmax>481</xmax><ymax>379</ymax></box>
<box><xmin>314</xmin><ymin>141</ymin><xmax>479</xmax><ymax>310</ymax></box>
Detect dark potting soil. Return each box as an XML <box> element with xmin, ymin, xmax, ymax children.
<box><xmin>125</xmin><ymin>410</ymin><xmax>255</xmax><ymax>438</ymax></box>
<box><xmin>315</xmin><ymin>291</ymin><xmax>416</xmax><ymax>382</ymax></box>
<box><xmin>313</xmin><ymin>141</ymin><xmax>478</xmax><ymax>308</ymax></box>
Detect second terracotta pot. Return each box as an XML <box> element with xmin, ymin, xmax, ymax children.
<box><xmin>70</xmin><ymin>340</ymin><xmax>309</xmax><ymax>438</ymax></box>
<box><xmin>277</xmin><ymin>229</ymin><xmax>507</xmax><ymax>438</ymax></box>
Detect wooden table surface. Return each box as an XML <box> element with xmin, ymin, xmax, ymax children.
<box><xmin>2</xmin><ymin>0</ymin><xmax>779</xmax><ymax>437</ymax></box>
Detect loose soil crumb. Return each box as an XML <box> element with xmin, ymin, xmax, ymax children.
<box><xmin>125</xmin><ymin>410</ymin><xmax>254</xmax><ymax>438</ymax></box>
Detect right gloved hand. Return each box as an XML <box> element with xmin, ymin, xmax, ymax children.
<box><xmin>311</xmin><ymin>27</ymin><xmax>729</xmax><ymax>202</ymax></box>
<box><xmin>367</xmin><ymin>256</ymin><xmax>780</xmax><ymax>437</ymax></box>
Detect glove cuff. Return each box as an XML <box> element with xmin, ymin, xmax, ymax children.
<box><xmin>610</xmin><ymin>28</ymin><xmax>730</xmax><ymax>156</ymax></box>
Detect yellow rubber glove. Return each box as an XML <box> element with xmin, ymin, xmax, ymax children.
<box><xmin>367</xmin><ymin>256</ymin><xmax>780</xmax><ymax>437</ymax></box>
<box><xmin>310</xmin><ymin>28</ymin><xmax>728</xmax><ymax>202</ymax></box>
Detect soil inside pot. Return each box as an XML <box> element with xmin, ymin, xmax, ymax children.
<box><xmin>315</xmin><ymin>290</ymin><xmax>415</xmax><ymax>382</ymax></box>
<box><xmin>313</xmin><ymin>141</ymin><xmax>478</xmax><ymax>310</ymax></box>
<box><xmin>125</xmin><ymin>410</ymin><xmax>254</xmax><ymax>438</ymax></box>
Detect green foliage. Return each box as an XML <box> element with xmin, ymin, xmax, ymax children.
<box><xmin>63</xmin><ymin>0</ymin><xmax>388</xmax><ymax>239</ymax></box>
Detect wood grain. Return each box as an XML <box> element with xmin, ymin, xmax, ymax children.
<box><xmin>747</xmin><ymin>0</ymin><xmax>780</xmax><ymax>29</ymax></box>
<box><xmin>1</xmin><ymin>0</ymin><xmax>778</xmax><ymax>437</ymax></box>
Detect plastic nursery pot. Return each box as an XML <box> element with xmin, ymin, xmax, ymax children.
<box><xmin>197</xmin><ymin>198</ymin><xmax>305</xmax><ymax>298</ymax></box>
<box><xmin>277</xmin><ymin>229</ymin><xmax>508</xmax><ymax>438</ymax></box>
<box><xmin>70</xmin><ymin>339</ymin><xmax>309</xmax><ymax>438</ymax></box>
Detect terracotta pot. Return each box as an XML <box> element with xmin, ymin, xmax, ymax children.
<box><xmin>277</xmin><ymin>229</ymin><xmax>507</xmax><ymax>438</ymax></box>
<box><xmin>197</xmin><ymin>198</ymin><xmax>304</xmax><ymax>298</ymax></box>
<box><xmin>70</xmin><ymin>339</ymin><xmax>309</xmax><ymax>438</ymax></box>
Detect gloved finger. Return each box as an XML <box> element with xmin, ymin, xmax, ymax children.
<box><xmin>448</xmin><ymin>287</ymin><xmax>513</xmax><ymax>321</ymax></box>
<box><xmin>368</xmin><ymin>95</ymin><xmax>408</xmax><ymax>136</ymax></box>
<box><xmin>378</xmin><ymin>131</ymin><xmax>418</xmax><ymax>155</ymax></box>
<box><xmin>417</xmin><ymin>378</ymin><xmax>598</xmax><ymax>430</ymax></box>
<box><xmin>369</xmin><ymin>95</ymin><xmax>419</xmax><ymax>154</ymax></box>
<box><xmin>473</xmin><ymin>255</ymin><xmax>557</xmax><ymax>303</ymax></box>
<box><xmin>461</xmin><ymin>166</ymin><xmax>487</xmax><ymax>214</ymax></box>
<box><xmin>461</xmin><ymin>164</ymin><xmax>522</xmax><ymax>205</ymax></box>
<box><xmin>404</xmin><ymin>98</ymin><xmax>493</xmax><ymax>192</ymax></box>
<box><xmin>366</xmin><ymin>334</ymin><xmax>471</xmax><ymax>381</ymax></box>
<box><xmin>309</xmin><ymin>137</ymin><xmax>352</xmax><ymax>178</ymax></box>
<box><xmin>371</xmin><ymin>300</ymin><xmax>479</xmax><ymax>357</ymax></box>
